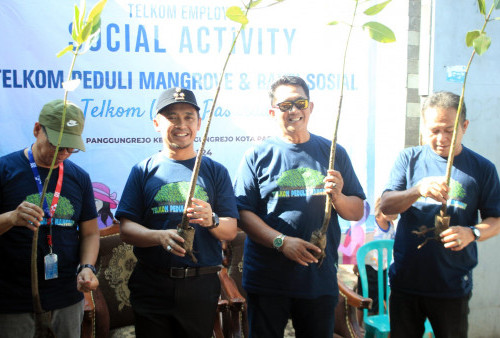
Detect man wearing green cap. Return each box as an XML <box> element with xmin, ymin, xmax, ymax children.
<box><xmin>0</xmin><ymin>99</ymin><xmax>100</xmax><ymax>337</ymax></box>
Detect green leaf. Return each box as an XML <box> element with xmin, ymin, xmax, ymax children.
<box><xmin>226</xmin><ymin>6</ymin><xmax>249</xmax><ymax>25</ymax></box>
<box><xmin>364</xmin><ymin>0</ymin><xmax>392</xmax><ymax>16</ymax></box>
<box><xmin>75</xmin><ymin>29</ymin><xmax>83</xmax><ymax>45</ymax></box>
<box><xmin>494</xmin><ymin>17</ymin><xmax>500</xmax><ymax>20</ymax></box>
<box><xmin>87</xmin><ymin>0</ymin><xmax>107</xmax><ymax>24</ymax></box>
<box><xmin>249</xmin><ymin>0</ymin><xmax>262</xmax><ymax>9</ymax></box>
<box><xmin>328</xmin><ymin>21</ymin><xmax>339</xmax><ymax>25</ymax></box>
<box><xmin>477</xmin><ymin>0</ymin><xmax>486</xmax><ymax>15</ymax></box>
<box><xmin>466</xmin><ymin>30</ymin><xmax>481</xmax><ymax>47</ymax></box>
<box><xmin>473</xmin><ymin>33</ymin><xmax>491</xmax><ymax>55</ymax></box>
<box><xmin>56</xmin><ymin>44</ymin><xmax>74</xmax><ymax>58</ymax></box>
<box><xmin>362</xmin><ymin>21</ymin><xmax>396</xmax><ymax>43</ymax></box>
<box><xmin>495</xmin><ymin>0</ymin><xmax>500</xmax><ymax>9</ymax></box>
<box><xmin>71</xmin><ymin>20</ymin><xmax>78</xmax><ymax>42</ymax></box>
<box><xmin>91</xmin><ymin>17</ymin><xmax>101</xmax><ymax>35</ymax></box>
<box><xmin>80</xmin><ymin>20</ymin><xmax>93</xmax><ymax>43</ymax></box>
<box><xmin>73</xmin><ymin>5</ymin><xmax>80</xmax><ymax>38</ymax></box>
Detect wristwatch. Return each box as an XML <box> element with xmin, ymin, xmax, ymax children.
<box><xmin>469</xmin><ymin>226</ymin><xmax>481</xmax><ymax>241</ymax></box>
<box><xmin>77</xmin><ymin>263</ymin><xmax>97</xmax><ymax>275</ymax></box>
<box><xmin>207</xmin><ymin>212</ymin><xmax>220</xmax><ymax>230</ymax></box>
<box><xmin>272</xmin><ymin>234</ymin><xmax>286</xmax><ymax>251</ymax></box>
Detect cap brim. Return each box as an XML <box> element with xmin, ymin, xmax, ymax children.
<box><xmin>44</xmin><ymin>127</ymin><xmax>86</xmax><ymax>152</ymax></box>
<box><xmin>156</xmin><ymin>101</ymin><xmax>200</xmax><ymax>114</ymax></box>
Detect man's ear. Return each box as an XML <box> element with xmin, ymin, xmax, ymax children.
<box><xmin>153</xmin><ymin>116</ymin><xmax>161</xmax><ymax>132</ymax></box>
<box><xmin>33</xmin><ymin>122</ymin><xmax>42</xmax><ymax>137</ymax></box>
<box><xmin>462</xmin><ymin>119</ymin><xmax>469</xmax><ymax>133</ymax></box>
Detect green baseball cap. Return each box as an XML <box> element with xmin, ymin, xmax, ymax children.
<box><xmin>38</xmin><ymin>99</ymin><xmax>86</xmax><ymax>151</ymax></box>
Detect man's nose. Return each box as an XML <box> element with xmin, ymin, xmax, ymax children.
<box><xmin>436</xmin><ymin>132</ymin><xmax>447</xmax><ymax>142</ymax></box>
<box><xmin>289</xmin><ymin>104</ymin><xmax>300</xmax><ymax>112</ymax></box>
<box><xmin>176</xmin><ymin>119</ymin><xmax>187</xmax><ymax>127</ymax></box>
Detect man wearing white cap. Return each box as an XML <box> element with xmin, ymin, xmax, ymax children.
<box><xmin>0</xmin><ymin>99</ymin><xmax>99</xmax><ymax>337</ymax></box>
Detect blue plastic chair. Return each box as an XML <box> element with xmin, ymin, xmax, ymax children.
<box><xmin>356</xmin><ymin>239</ymin><xmax>434</xmax><ymax>337</ymax></box>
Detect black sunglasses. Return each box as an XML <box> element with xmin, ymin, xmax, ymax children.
<box><xmin>41</xmin><ymin>126</ymin><xmax>80</xmax><ymax>154</ymax></box>
<box><xmin>273</xmin><ymin>98</ymin><xmax>309</xmax><ymax>112</ymax></box>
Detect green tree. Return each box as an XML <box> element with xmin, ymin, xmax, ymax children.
<box><xmin>26</xmin><ymin>194</ymin><xmax>74</xmax><ymax>218</ymax></box>
<box><xmin>449</xmin><ymin>179</ymin><xmax>466</xmax><ymax>200</ymax></box>
<box><xmin>31</xmin><ymin>2</ymin><xmax>108</xmax><ymax>336</ymax></box>
<box><xmin>277</xmin><ymin>168</ymin><xmax>324</xmax><ymax>188</ymax></box>
<box><xmin>177</xmin><ymin>0</ymin><xmax>286</xmax><ymax>263</ymax></box>
<box><xmin>311</xmin><ymin>0</ymin><xmax>396</xmax><ymax>264</ymax></box>
<box><xmin>155</xmin><ymin>183</ymin><xmax>208</xmax><ymax>204</ymax></box>
<box><xmin>443</xmin><ymin>0</ymin><xmax>499</xmax><ymax>189</ymax></box>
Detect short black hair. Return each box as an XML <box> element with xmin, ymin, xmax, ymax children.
<box><xmin>269</xmin><ymin>75</ymin><xmax>310</xmax><ymax>105</ymax></box>
<box><xmin>422</xmin><ymin>91</ymin><xmax>466</xmax><ymax>123</ymax></box>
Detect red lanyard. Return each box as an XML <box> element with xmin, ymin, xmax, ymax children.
<box><xmin>28</xmin><ymin>146</ymin><xmax>64</xmax><ymax>252</ymax></box>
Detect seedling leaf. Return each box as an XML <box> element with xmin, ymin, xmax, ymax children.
<box><xmin>56</xmin><ymin>44</ymin><xmax>74</xmax><ymax>57</ymax></box>
<box><xmin>362</xmin><ymin>21</ymin><xmax>396</xmax><ymax>43</ymax></box>
<box><xmin>473</xmin><ymin>33</ymin><xmax>491</xmax><ymax>55</ymax></box>
<box><xmin>364</xmin><ymin>0</ymin><xmax>392</xmax><ymax>16</ymax></box>
<box><xmin>466</xmin><ymin>30</ymin><xmax>481</xmax><ymax>47</ymax></box>
<box><xmin>226</xmin><ymin>6</ymin><xmax>249</xmax><ymax>25</ymax></box>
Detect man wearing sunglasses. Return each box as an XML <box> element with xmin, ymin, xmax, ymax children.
<box><xmin>0</xmin><ymin>99</ymin><xmax>99</xmax><ymax>337</ymax></box>
<box><xmin>234</xmin><ymin>75</ymin><xmax>366</xmax><ymax>337</ymax></box>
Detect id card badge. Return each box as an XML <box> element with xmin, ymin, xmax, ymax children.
<box><xmin>44</xmin><ymin>253</ymin><xmax>58</xmax><ymax>280</ymax></box>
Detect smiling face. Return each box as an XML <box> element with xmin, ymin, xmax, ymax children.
<box><xmin>154</xmin><ymin>103</ymin><xmax>201</xmax><ymax>159</ymax></box>
<box><xmin>422</xmin><ymin>106</ymin><xmax>469</xmax><ymax>157</ymax></box>
<box><xmin>269</xmin><ymin>84</ymin><xmax>314</xmax><ymax>143</ymax></box>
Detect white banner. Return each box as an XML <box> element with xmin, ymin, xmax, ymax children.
<box><xmin>0</xmin><ymin>0</ymin><xmax>409</xmax><ymax>242</ymax></box>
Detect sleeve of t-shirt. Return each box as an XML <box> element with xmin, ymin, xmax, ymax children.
<box><xmin>212</xmin><ymin>164</ymin><xmax>239</xmax><ymax>219</ymax></box>
<box><xmin>80</xmin><ymin>172</ymin><xmax>98</xmax><ymax>222</ymax></box>
<box><xmin>479</xmin><ymin>162</ymin><xmax>500</xmax><ymax>219</ymax></box>
<box><xmin>385</xmin><ymin>149</ymin><xmax>410</xmax><ymax>192</ymax></box>
<box><xmin>234</xmin><ymin>148</ymin><xmax>260</xmax><ymax>213</ymax></box>
<box><xmin>115</xmin><ymin>164</ymin><xmax>144</xmax><ymax>224</ymax></box>
<box><xmin>336</xmin><ymin>145</ymin><xmax>366</xmax><ymax>200</ymax></box>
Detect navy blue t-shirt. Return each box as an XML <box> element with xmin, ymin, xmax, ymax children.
<box><xmin>115</xmin><ymin>152</ymin><xmax>239</xmax><ymax>268</ymax></box>
<box><xmin>386</xmin><ymin>145</ymin><xmax>500</xmax><ymax>298</ymax></box>
<box><xmin>0</xmin><ymin>149</ymin><xmax>97</xmax><ymax>312</ymax></box>
<box><xmin>234</xmin><ymin>134</ymin><xmax>366</xmax><ymax>298</ymax></box>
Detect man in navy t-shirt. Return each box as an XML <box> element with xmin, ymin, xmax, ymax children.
<box><xmin>234</xmin><ymin>75</ymin><xmax>366</xmax><ymax>337</ymax></box>
<box><xmin>116</xmin><ymin>87</ymin><xmax>238</xmax><ymax>338</ymax></box>
<box><xmin>381</xmin><ymin>91</ymin><xmax>500</xmax><ymax>337</ymax></box>
<box><xmin>0</xmin><ymin>100</ymin><xmax>99</xmax><ymax>337</ymax></box>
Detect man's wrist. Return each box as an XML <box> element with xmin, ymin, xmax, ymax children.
<box><xmin>415</xmin><ymin>185</ymin><xmax>424</xmax><ymax>198</ymax></box>
<box><xmin>272</xmin><ymin>234</ymin><xmax>286</xmax><ymax>251</ymax></box>
<box><xmin>206</xmin><ymin>212</ymin><xmax>219</xmax><ymax>230</ymax></box>
<box><xmin>469</xmin><ymin>226</ymin><xmax>481</xmax><ymax>241</ymax></box>
<box><xmin>77</xmin><ymin>263</ymin><xmax>97</xmax><ymax>275</ymax></box>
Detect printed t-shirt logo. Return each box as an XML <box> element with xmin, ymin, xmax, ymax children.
<box><xmin>152</xmin><ymin>181</ymin><xmax>209</xmax><ymax>214</ymax></box>
<box><xmin>448</xmin><ymin>179</ymin><xmax>467</xmax><ymax>209</ymax></box>
<box><xmin>272</xmin><ymin>168</ymin><xmax>325</xmax><ymax>199</ymax></box>
<box><xmin>416</xmin><ymin>178</ymin><xmax>467</xmax><ymax>209</ymax></box>
<box><xmin>26</xmin><ymin>193</ymin><xmax>75</xmax><ymax>226</ymax></box>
